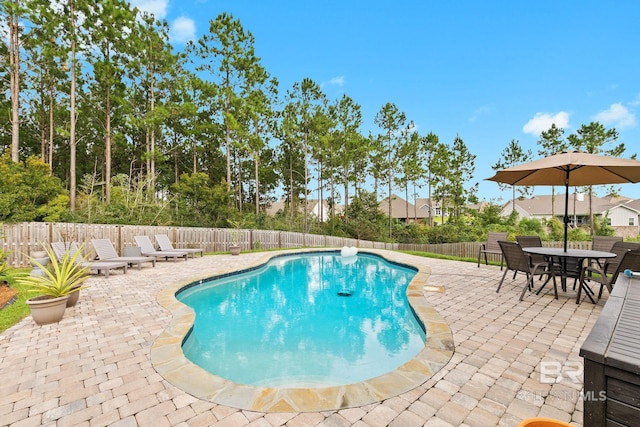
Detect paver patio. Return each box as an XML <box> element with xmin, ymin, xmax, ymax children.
<box><xmin>0</xmin><ymin>249</ymin><xmax>603</xmax><ymax>426</ymax></box>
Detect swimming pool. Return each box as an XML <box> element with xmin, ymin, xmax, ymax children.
<box><xmin>151</xmin><ymin>249</ymin><xmax>454</xmax><ymax>412</ymax></box>
<box><xmin>177</xmin><ymin>252</ymin><xmax>426</xmax><ymax>387</ymax></box>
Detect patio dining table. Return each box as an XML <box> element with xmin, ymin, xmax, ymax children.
<box><xmin>521</xmin><ymin>247</ymin><xmax>615</xmax><ymax>304</ymax></box>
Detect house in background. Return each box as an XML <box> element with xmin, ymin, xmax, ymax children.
<box><xmin>265</xmin><ymin>199</ymin><xmax>342</xmax><ymax>223</ymax></box>
<box><xmin>378</xmin><ymin>195</ymin><xmax>448</xmax><ymax>224</ymax></box>
<box><xmin>500</xmin><ymin>194</ymin><xmax>640</xmax><ymax>238</ymax></box>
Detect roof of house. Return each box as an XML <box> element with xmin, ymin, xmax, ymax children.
<box><xmin>505</xmin><ymin>194</ymin><xmax>639</xmax><ymax>216</ymax></box>
<box><xmin>265</xmin><ymin>199</ymin><xmax>344</xmax><ymax>216</ymax></box>
<box><xmin>378</xmin><ymin>195</ymin><xmax>426</xmax><ymax>219</ymax></box>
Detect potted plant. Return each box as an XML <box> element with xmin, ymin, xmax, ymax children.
<box><xmin>228</xmin><ymin>220</ymin><xmax>243</xmax><ymax>256</ymax></box>
<box><xmin>17</xmin><ymin>243</ymin><xmax>90</xmax><ymax>325</ymax></box>
<box><xmin>0</xmin><ymin>248</ymin><xmax>12</xmax><ymax>287</ymax></box>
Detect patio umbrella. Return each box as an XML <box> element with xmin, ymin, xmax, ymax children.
<box><xmin>486</xmin><ymin>150</ymin><xmax>640</xmax><ymax>252</ymax></box>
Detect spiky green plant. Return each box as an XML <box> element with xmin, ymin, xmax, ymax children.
<box><xmin>17</xmin><ymin>243</ymin><xmax>90</xmax><ymax>298</ymax></box>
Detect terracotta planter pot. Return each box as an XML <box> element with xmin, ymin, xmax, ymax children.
<box><xmin>229</xmin><ymin>245</ymin><xmax>241</xmax><ymax>256</ymax></box>
<box><xmin>517</xmin><ymin>418</ymin><xmax>575</xmax><ymax>427</ymax></box>
<box><xmin>66</xmin><ymin>287</ymin><xmax>81</xmax><ymax>307</ymax></box>
<box><xmin>26</xmin><ymin>295</ymin><xmax>69</xmax><ymax>325</ymax></box>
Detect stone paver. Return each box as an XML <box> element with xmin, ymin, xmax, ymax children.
<box><xmin>0</xmin><ymin>249</ymin><xmax>604</xmax><ymax>426</ymax></box>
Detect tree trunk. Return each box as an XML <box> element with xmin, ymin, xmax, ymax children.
<box><xmin>48</xmin><ymin>82</ymin><xmax>54</xmax><ymax>168</ymax></box>
<box><xmin>149</xmin><ymin>67</ymin><xmax>156</xmax><ymax>199</ymax></box>
<box><xmin>9</xmin><ymin>0</ymin><xmax>20</xmax><ymax>163</ymax></box>
<box><xmin>253</xmin><ymin>119</ymin><xmax>260</xmax><ymax>216</ymax></box>
<box><xmin>69</xmin><ymin>0</ymin><xmax>77</xmax><ymax>211</ymax></box>
<box><xmin>105</xmin><ymin>81</ymin><xmax>112</xmax><ymax>204</ymax></box>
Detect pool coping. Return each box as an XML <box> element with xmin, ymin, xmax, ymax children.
<box><xmin>150</xmin><ymin>248</ymin><xmax>454</xmax><ymax>412</ymax></box>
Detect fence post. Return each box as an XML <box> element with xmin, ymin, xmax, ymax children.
<box><xmin>117</xmin><ymin>225</ymin><xmax>123</xmax><ymax>254</ymax></box>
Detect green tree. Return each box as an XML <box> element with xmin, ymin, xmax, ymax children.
<box><xmin>537</xmin><ymin>123</ymin><xmax>568</xmax><ymax>217</ymax></box>
<box><xmin>83</xmin><ymin>0</ymin><xmax>137</xmax><ymax>204</ymax></box>
<box><xmin>281</xmin><ymin>78</ymin><xmax>326</xmax><ymax>234</ymax></box>
<box><xmin>171</xmin><ymin>172</ymin><xmax>234</xmax><ymax>227</ymax></box>
<box><xmin>2</xmin><ymin>0</ymin><xmax>24</xmax><ymax>162</ymax></box>
<box><xmin>567</xmin><ymin>121</ymin><xmax>624</xmax><ymax>233</ymax></box>
<box><xmin>374</xmin><ymin>102</ymin><xmax>407</xmax><ymax>238</ymax></box>
<box><xmin>493</xmin><ymin>139</ymin><xmax>533</xmax><ymax>212</ymax></box>
<box><xmin>0</xmin><ymin>154</ymin><xmax>67</xmax><ymax>222</ymax></box>
<box><xmin>447</xmin><ymin>135</ymin><xmax>477</xmax><ymax>222</ymax></box>
<box><xmin>395</xmin><ymin>131</ymin><xmax>423</xmax><ymax>223</ymax></box>
<box><xmin>330</xmin><ymin>95</ymin><xmax>363</xmax><ymax>220</ymax></box>
<box><xmin>345</xmin><ymin>191</ymin><xmax>388</xmax><ymax>241</ymax></box>
<box><xmin>421</xmin><ymin>132</ymin><xmax>442</xmax><ymax>226</ymax></box>
<box><xmin>190</xmin><ymin>13</ymin><xmax>262</xmax><ymax>198</ymax></box>
<box><xmin>237</xmin><ymin>68</ymin><xmax>278</xmax><ymax>215</ymax></box>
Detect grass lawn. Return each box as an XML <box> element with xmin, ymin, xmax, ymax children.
<box><xmin>0</xmin><ymin>272</ymin><xmax>32</xmax><ymax>333</ymax></box>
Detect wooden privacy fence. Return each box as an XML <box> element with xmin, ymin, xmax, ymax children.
<box><xmin>1</xmin><ymin>221</ymin><xmax>595</xmax><ymax>268</ymax></box>
<box><xmin>0</xmin><ymin>222</ymin><xmax>398</xmax><ymax>267</ymax></box>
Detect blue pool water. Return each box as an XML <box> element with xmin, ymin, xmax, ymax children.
<box><xmin>178</xmin><ymin>252</ymin><xmax>426</xmax><ymax>387</ymax></box>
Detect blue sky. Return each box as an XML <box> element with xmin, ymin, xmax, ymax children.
<box><xmin>130</xmin><ymin>0</ymin><xmax>640</xmax><ymax>202</ymax></box>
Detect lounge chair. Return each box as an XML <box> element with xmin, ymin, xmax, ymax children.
<box><xmin>133</xmin><ymin>235</ymin><xmax>188</xmax><ymax>261</ymax></box>
<box><xmin>155</xmin><ymin>234</ymin><xmax>204</xmax><ymax>258</ymax></box>
<box><xmin>478</xmin><ymin>231</ymin><xmax>508</xmax><ymax>270</ymax></box>
<box><xmin>91</xmin><ymin>239</ymin><xmax>156</xmax><ymax>269</ymax></box>
<box><xmin>496</xmin><ymin>240</ymin><xmax>557</xmax><ymax>301</ymax></box>
<box><xmin>51</xmin><ymin>241</ymin><xmax>128</xmax><ymax>278</ymax></box>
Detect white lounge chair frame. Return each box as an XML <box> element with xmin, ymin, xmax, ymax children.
<box><xmin>51</xmin><ymin>241</ymin><xmax>128</xmax><ymax>278</ymax></box>
<box><xmin>155</xmin><ymin>234</ymin><xmax>204</xmax><ymax>258</ymax></box>
<box><xmin>91</xmin><ymin>239</ymin><xmax>156</xmax><ymax>269</ymax></box>
<box><xmin>133</xmin><ymin>235</ymin><xmax>188</xmax><ymax>262</ymax></box>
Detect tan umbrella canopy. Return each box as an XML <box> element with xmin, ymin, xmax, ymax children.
<box><xmin>487</xmin><ymin>151</ymin><xmax>640</xmax><ymax>251</ymax></box>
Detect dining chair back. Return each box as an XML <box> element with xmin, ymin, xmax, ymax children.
<box><xmin>478</xmin><ymin>231</ymin><xmax>508</xmax><ymax>269</ymax></box>
<box><xmin>581</xmin><ymin>250</ymin><xmax>640</xmax><ymax>301</ymax></box>
<box><xmin>496</xmin><ymin>240</ymin><xmax>557</xmax><ymax>300</ymax></box>
<box><xmin>516</xmin><ymin>235</ymin><xmax>545</xmax><ymax>264</ymax></box>
<box><xmin>591</xmin><ymin>235</ymin><xmax>623</xmax><ymax>252</ymax></box>
<box><xmin>605</xmin><ymin>241</ymin><xmax>640</xmax><ymax>275</ymax></box>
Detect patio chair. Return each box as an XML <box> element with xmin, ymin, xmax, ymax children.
<box><xmin>91</xmin><ymin>239</ymin><xmax>156</xmax><ymax>269</ymax></box>
<box><xmin>592</xmin><ymin>241</ymin><xmax>640</xmax><ymax>278</ymax></box>
<box><xmin>133</xmin><ymin>235</ymin><xmax>188</xmax><ymax>261</ymax></box>
<box><xmin>496</xmin><ymin>240</ymin><xmax>557</xmax><ymax>301</ymax></box>
<box><xmin>516</xmin><ymin>235</ymin><xmax>550</xmax><ymax>284</ymax></box>
<box><xmin>51</xmin><ymin>241</ymin><xmax>128</xmax><ymax>278</ymax></box>
<box><xmin>155</xmin><ymin>234</ymin><xmax>204</xmax><ymax>258</ymax></box>
<box><xmin>591</xmin><ymin>235</ymin><xmax>623</xmax><ymax>252</ymax></box>
<box><xmin>478</xmin><ymin>231</ymin><xmax>508</xmax><ymax>270</ymax></box>
<box><xmin>580</xmin><ymin>250</ymin><xmax>640</xmax><ymax>302</ymax></box>
<box><xmin>589</xmin><ymin>235</ymin><xmax>623</xmax><ymax>270</ymax></box>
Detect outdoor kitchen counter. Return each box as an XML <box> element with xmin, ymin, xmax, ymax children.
<box><xmin>580</xmin><ymin>272</ymin><xmax>640</xmax><ymax>427</ymax></box>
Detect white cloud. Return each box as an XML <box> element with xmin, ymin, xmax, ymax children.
<box><xmin>522</xmin><ymin>112</ymin><xmax>570</xmax><ymax>135</ymax></box>
<box><xmin>129</xmin><ymin>0</ymin><xmax>168</xmax><ymax>19</ymax></box>
<box><xmin>628</xmin><ymin>93</ymin><xmax>640</xmax><ymax>107</ymax></box>
<box><xmin>594</xmin><ymin>103</ymin><xmax>636</xmax><ymax>129</ymax></box>
<box><xmin>469</xmin><ymin>105</ymin><xmax>491</xmax><ymax>122</ymax></box>
<box><xmin>328</xmin><ymin>76</ymin><xmax>345</xmax><ymax>86</ymax></box>
<box><xmin>170</xmin><ymin>16</ymin><xmax>196</xmax><ymax>44</ymax></box>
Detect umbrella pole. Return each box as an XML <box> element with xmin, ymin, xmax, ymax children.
<box><xmin>563</xmin><ymin>172</ymin><xmax>570</xmax><ymax>252</ymax></box>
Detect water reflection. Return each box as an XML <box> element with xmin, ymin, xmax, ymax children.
<box><xmin>179</xmin><ymin>253</ymin><xmax>425</xmax><ymax>387</ymax></box>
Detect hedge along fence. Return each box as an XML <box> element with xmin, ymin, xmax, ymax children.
<box><xmin>0</xmin><ymin>222</ymin><xmax>398</xmax><ymax>268</ymax></box>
